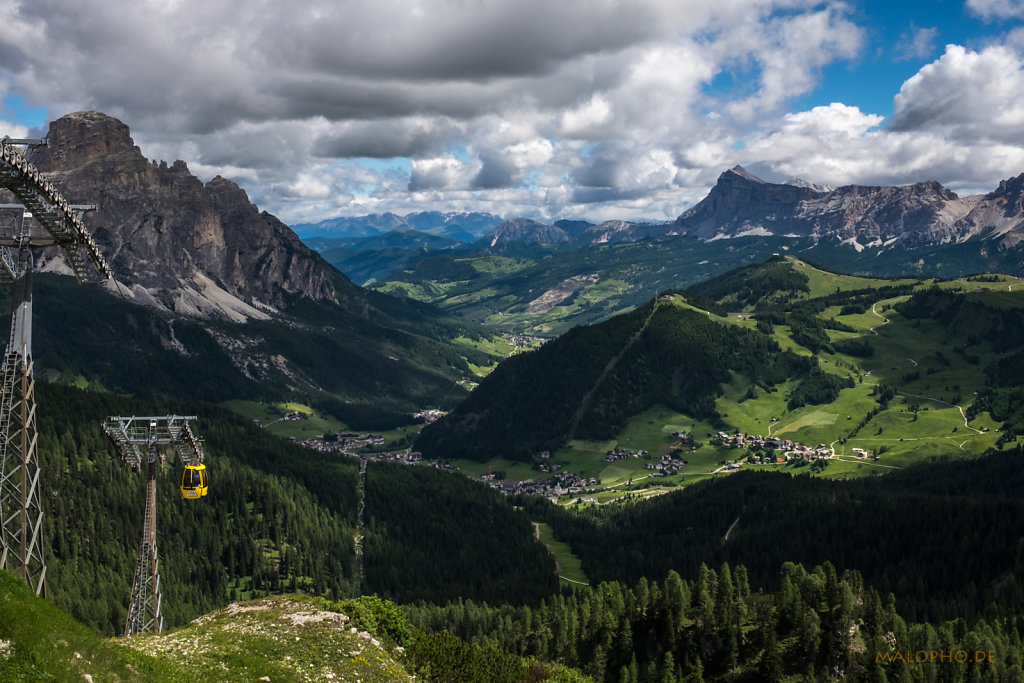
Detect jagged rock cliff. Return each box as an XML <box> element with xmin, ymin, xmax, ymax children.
<box><xmin>30</xmin><ymin>111</ymin><xmax>342</xmax><ymax>321</ymax></box>
<box><xmin>674</xmin><ymin>166</ymin><xmax>1024</xmax><ymax>248</ymax></box>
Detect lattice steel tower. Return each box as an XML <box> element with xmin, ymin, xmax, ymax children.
<box><xmin>102</xmin><ymin>415</ymin><xmax>205</xmax><ymax>636</ymax></box>
<box><xmin>0</xmin><ymin>136</ymin><xmax>111</xmax><ymax>596</ymax></box>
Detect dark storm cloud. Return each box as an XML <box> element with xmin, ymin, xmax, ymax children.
<box><xmin>471</xmin><ymin>150</ymin><xmax>516</xmax><ymax>189</ymax></box>
<box><xmin>572</xmin><ymin>144</ymin><xmax>632</xmax><ymax>188</ymax></box>
<box><xmin>570</xmin><ymin>186</ymin><xmax>650</xmax><ymax>204</ymax></box>
<box><xmin>313</xmin><ymin>118</ymin><xmax>463</xmax><ymax>160</ymax></box>
<box><xmin>408</xmin><ymin>159</ymin><xmax>462</xmax><ymax>191</ymax></box>
<box><xmin>259</xmin><ymin>0</ymin><xmax>658</xmax><ymax>81</ymax></box>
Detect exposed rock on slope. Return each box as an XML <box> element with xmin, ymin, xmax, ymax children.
<box><xmin>120</xmin><ymin>596</ymin><xmax>412</xmax><ymax>682</ymax></box>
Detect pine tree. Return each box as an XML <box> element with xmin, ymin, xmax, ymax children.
<box><xmin>760</xmin><ymin>619</ymin><xmax>784</xmax><ymax>683</ymax></box>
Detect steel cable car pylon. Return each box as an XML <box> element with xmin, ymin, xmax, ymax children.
<box><xmin>102</xmin><ymin>415</ymin><xmax>205</xmax><ymax>636</ymax></box>
<box><xmin>0</xmin><ymin>136</ymin><xmax>111</xmax><ymax>596</ymax></box>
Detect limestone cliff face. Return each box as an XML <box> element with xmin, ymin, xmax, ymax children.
<box><xmin>30</xmin><ymin>111</ymin><xmax>341</xmax><ymax>320</ymax></box>
<box><xmin>674</xmin><ymin>166</ymin><xmax>1024</xmax><ymax>248</ymax></box>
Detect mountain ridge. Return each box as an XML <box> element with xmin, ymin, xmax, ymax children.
<box><xmin>28</xmin><ymin>111</ymin><xmax>344</xmax><ymax>321</ymax></box>
<box><xmin>674</xmin><ymin>165</ymin><xmax>1024</xmax><ymax>247</ymax></box>
<box><xmin>293</xmin><ymin>210</ymin><xmax>505</xmax><ymax>242</ymax></box>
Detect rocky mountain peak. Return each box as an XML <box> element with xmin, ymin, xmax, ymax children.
<box><xmin>724</xmin><ymin>165</ymin><xmax>766</xmax><ymax>183</ymax></box>
<box><xmin>486</xmin><ymin>218</ymin><xmax>568</xmax><ymax>246</ymax></box>
<box><xmin>991</xmin><ymin>172</ymin><xmax>1024</xmax><ymax>196</ymax></box>
<box><xmin>30</xmin><ymin>111</ymin><xmax>137</xmax><ymax>172</ymax></box>
<box><xmin>673</xmin><ymin>166</ymin><xmax>1024</xmax><ymax>246</ymax></box>
<box><xmin>30</xmin><ymin>111</ymin><xmax>342</xmax><ymax>321</ymax></box>
<box><xmin>784</xmin><ymin>176</ymin><xmax>833</xmax><ymax>193</ymax></box>
<box><xmin>675</xmin><ymin>166</ymin><xmax>821</xmax><ymax>239</ymax></box>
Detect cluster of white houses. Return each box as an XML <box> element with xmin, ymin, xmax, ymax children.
<box><xmin>412</xmin><ymin>409</ymin><xmax>446</xmax><ymax>424</ymax></box>
<box><xmin>296</xmin><ymin>432</ymin><xmax>386</xmax><ymax>453</ymax></box>
<box><xmin>486</xmin><ymin>471</ymin><xmax>596</xmax><ymax>498</ymax></box>
<box><xmin>710</xmin><ymin>431</ymin><xmax>874</xmax><ymax>461</ymax></box>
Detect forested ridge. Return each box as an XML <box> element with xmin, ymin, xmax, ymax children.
<box><xmin>688</xmin><ymin>255</ymin><xmax>813</xmax><ymax>309</ymax></box>
<box><xmin>416</xmin><ymin>295</ymin><xmax>830</xmax><ymax>461</ymax></box>
<box><xmin>26</xmin><ymin>273</ymin><xmax>496</xmax><ymax>428</ymax></box>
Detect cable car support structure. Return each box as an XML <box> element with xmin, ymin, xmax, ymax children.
<box><xmin>0</xmin><ymin>136</ymin><xmax>111</xmax><ymax>596</ymax></box>
<box><xmin>102</xmin><ymin>415</ymin><xmax>205</xmax><ymax>636</ymax></box>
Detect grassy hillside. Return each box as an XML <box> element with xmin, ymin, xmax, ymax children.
<box><xmin>416</xmin><ymin>293</ymin><xmax>829</xmax><ymax>462</ymax></box>
<box><xmin>371</xmin><ymin>236</ymin><xmax>785</xmax><ymax>336</ymax></box>
<box><xmin>419</xmin><ymin>258</ymin><xmax>1020</xmax><ymax>499</ymax></box>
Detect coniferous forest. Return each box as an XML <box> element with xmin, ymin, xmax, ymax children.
<box><xmin>37</xmin><ymin>383</ymin><xmax>358</xmax><ymax>634</ymax></box>
<box><xmin>406</xmin><ymin>561</ymin><xmax>1024</xmax><ymax>682</ymax></box>
<box><xmin>363</xmin><ymin>462</ymin><xmax>559</xmax><ymax>604</ymax></box>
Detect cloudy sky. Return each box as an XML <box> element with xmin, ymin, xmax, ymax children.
<box><xmin>2</xmin><ymin>0</ymin><xmax>1024</xmax><ymax>225</ymax></box>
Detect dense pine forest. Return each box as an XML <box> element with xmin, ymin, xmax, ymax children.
<box><xmin>37</xmin><ymin>383</ymin><xmax>359</xmax><ymax>634</ymax></box>
<box><xmin>519</xmin><ymin>450</ymin><xmax>1024</xmax><ymax>624</ymax></box>
<box><xmin>363</xmin><ymin>462</ymin><xmax>559</xmax><ymax>604</ymax></box>
<box><xmin>406</xmin><ymin>561</ymin><xmax>1024</xmax><ymax>682</ymax></box>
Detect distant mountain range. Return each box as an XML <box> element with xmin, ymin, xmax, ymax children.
<box><xmin>474</xmin><ymin>166</ymin><xmax>1024</xmax><ymax>249</ymax></box>
<box><xmin>336</xmin><ymin>166</ymin><xmax>1024</xmax><ymax>335</ymax></box>
<box><xmin>295</xmin><ymin>165</ymin><xmax>1024</xmax><ymax>254</ymax></box>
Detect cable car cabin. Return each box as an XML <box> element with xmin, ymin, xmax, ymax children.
<box><xmin>180</xmin><ymin>464</ymin><xmax>209</xmax><ymax>499</ymax></box>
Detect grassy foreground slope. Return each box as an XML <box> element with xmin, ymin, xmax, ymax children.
<box><xmin>2</xmin><ymin>572</ymin><xmax>590</xmax><ymax>683</ymax></box>
<box><xmin>0</xmin><ymin>568</ymin><xmax>181</xmax><ymax>680</ymax></box>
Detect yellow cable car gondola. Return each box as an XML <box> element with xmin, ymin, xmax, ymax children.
<box><xmin>180</xmin><ymin>463</ymin><xmax>208</xmax><ymax>499</ymax></box>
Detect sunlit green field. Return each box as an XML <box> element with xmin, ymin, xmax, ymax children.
<box><xmin>219</xmin><ymin>399</ymin><xmax>346</xmax><ymax>439</ymax></box>
<box><xmin>534</xmin><ymin>522</ymin><xmax>589</xmax><ymax>587</ymax></box>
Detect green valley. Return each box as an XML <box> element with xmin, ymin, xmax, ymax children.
<box><xmin>363</xmin><ymin>233</ymin><xmax>1024</xmax><ymax>336</ymax></box>
<box><xmin>417</xmin><ymin>257</ymin><xmax>1020</xmax><ymax>503</ymax></box>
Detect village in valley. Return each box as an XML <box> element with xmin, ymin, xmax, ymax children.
<box><xmin>285</xmin><ymin>405</ymin><xmax>878</xmax><ymax>505</ymax></box>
